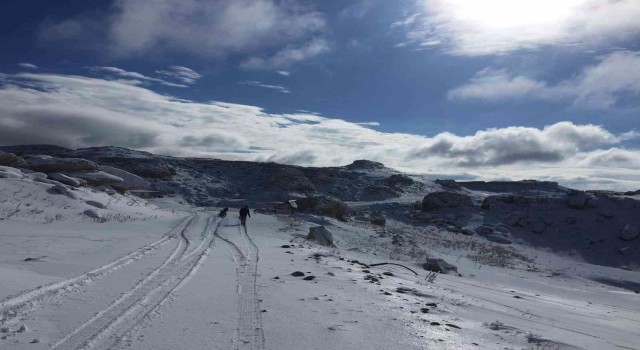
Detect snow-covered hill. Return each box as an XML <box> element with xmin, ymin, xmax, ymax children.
<box><xmin>1</xmin><ymin>145</ymin><xmax>639</xmax><ymax>349</ymax></box>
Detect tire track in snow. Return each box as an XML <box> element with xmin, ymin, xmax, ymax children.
<box><xmin>50</xmin><ymin>215</ymin><xmax>221</xmax><ymax>350</ymax></box>
<box><xmin>217</xmin><ymin>223</ymin><xmax>264</xmax><ymax>350</ymax></box>
<box><xmin>0</xmin><ymin>214</ymin><xmax>196</xmax><ymax>315</ymax></box>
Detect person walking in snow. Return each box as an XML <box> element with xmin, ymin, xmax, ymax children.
<box><xmin>239</xmin><ymin>206</ymin><xmax>250</xmax><ymax>227</ymax></box>
<box><xmin>218</xmin><ymin>207</ymin><xmax>228</xmax><ymax>218</ymax></box>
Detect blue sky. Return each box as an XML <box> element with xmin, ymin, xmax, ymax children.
<box><xmin>1</xmin><ymin>0</ymin><xmax>639</xmax><ymax>190</ymax></box>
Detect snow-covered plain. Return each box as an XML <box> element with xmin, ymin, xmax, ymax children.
<box><xmin>1</xmin><ymin>161</ymin><xmax>639</xmax><ymax>350</ymax></box>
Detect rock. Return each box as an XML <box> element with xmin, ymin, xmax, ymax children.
<box><xmin>85</xmin><ymin>200</ymin><xmax>106</xmax><ymax>209</ymax></box>
<box><xmin>49</xmin><ymin>184</ymin><xmax>80</xmax><ymax>200</ymax></box>
<box><xmin>446</xmin><ymin>225</ymin><xmax>461</xmax><ymax>233</ymax></box>
<box><xmin>303</xmin><ymin>276</ymin><xmax>316</xmax><ymax>281</ymax></box>
<box><xmin>30</xmin><ymin>339</ymin><xmax>40</xmax><ymax>344</ymax></box>
<box><xmin>307</xmin><ymin>226</ymin><xmax>334</xmax><ymax>246</ymax></box>
<box><xmin>494</xmin><ymin>225</ymin><xmax>510</xmax><ymax>234</ymax></box>
<box><xmin>620</xmin><ymin>225</ymin><xmax>640</xmax><ymax>241</ymax></box>
<box><xmin>17</xmin><ymin>325</ymin><xmax>26</xmax><ymax>333</ymax></box>
<box><xmin>0</xmin><ymin>151</ymin><xmax>27</xmax><ymax>168</ymax></box>
<box><xmin>345</xmin><ymin>160</ymin><xmax>385</xmax><ymax>170</ymax></box>
<box><xmin>0</xmin><ymin>166</ymin><xmax>24</xmax><ymax>179</ymax></box>
<box><xmin>475</xmin><ymin>225</ymin><xmax>494</xmax><ymax>236</ymax></box>
<box><xmin>23</xmin><ymin>155</ymin><xmax>98</xmax><ymax>173</ymax></box>
<box><xmin>47</xmin><ymin>173</ymin><xmax>85</xmax><ymax>187</ymax></box>
<box><xmin>387</xmin><ymin>174</ymin><xmax>416</xmax><ymax>187</ymax></box>
<box><xmin>370</xmin><ymin>211</ymin><xmax>386</xmax><ymax>226</ymax></box>
<box><xmin>69</xmin><ymin>171</ymin><xmax>124</xmax><ymax>186</ymax></box>
<box><xmin>99</xmin><ymin>165</ymin><xmax>150</xmax><ymax>190</ymax></box>
<box><xmin>567</xmin><ymin>192</ymin><xmax>591</xmax><ymax>209</ymax></box>
<box><xmin>423</xmin><ymin>258</ymin><xmax>458</xmax><ymax>274</ymax></box>
<box><xmin>291</xmin><ymin>271</ymin><xmax>305</xmax><ymax>277</ymax></box>
<box><xmin>461</xmin><ymin>228</ymin><xmax>475</xmax><ymax>236</ymax></box>
<box><xmin>296</xmin><ymin>196</ymin><xmax>348</xmax><ymax>220</ymax></box>
<box><xmin>486</xmin><ymin>234</ymin><xmax>512</xmax><ymax>244</ymax></box>
<box><xmin>422</xmin><ymin>191</ymin><xmax>473</xmax><ymax>211</ymax></box>
<box><xmin>95</xmin><ymin>185</ymin><xmax>117</xmax><ymax>195</ymax></box>
<box><xmin>83</xmin><ymin>208</ymin><xmax>103</xmax><ymax>219</ymax></box>
<box><xmin>264</xmin><ymin>167</ymin><xmax>316</xmax><ymax>192</ymax></box>
<box><xmin>435</xmin><ymin>179</ymin><xmax>462</xmax><ymax>190</ymax></box>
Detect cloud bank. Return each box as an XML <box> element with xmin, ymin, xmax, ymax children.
<box><xmin>0</xmin><ymin>72</ymin><xmax>638</xmax><ymax>190</ymax></box>
<box><xmin>449</xmin><ymin>51</ymin><xmax>640</xmax><ymax>109</ymax></box>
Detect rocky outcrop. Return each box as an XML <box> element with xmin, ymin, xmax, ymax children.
<box><xmin>422</xmin><ymin>191</ymin><xmax>473</xmax><ymax>211</ymax></box>
<box><xmin>0</xmin><ymin>151</ymin><xmax>27</xmax><ymax>168</ymax></box>
<box><xmin>296</xmin><ymin>195</ymin><xmax>348</xmax><ymax>220</ymax></box>
<box><xmin>345</xmin><ymin>160</ymin><xmax>385</xmax><ymax>171</ymax></box>
<box><xmin>23</xmin><ymin>155</ymin><xmax>98</xmax><ymax>173</ymax></box>
<box><xmin>386</xmin><ymin>174</ymin><xmax>415</xmax><ymax>187</ymax></box>
<box><xmin>566</xmin><ymin>191</ymin><xmax>592</xmax><ymax>209</ymax></box>
<box><xmin>264</xmin><ymin>168</ymin><xmax>316</xmax><ymax>193</ymax></box>
<box><xmin>307</xmin><ymin>226</ymin><xmax>334</xmax><ymax>246</ymax></box>
<box><xmin>456</xmin><ymin>180</ymin><xmax>564</xmax><ymax>193</ymax></box>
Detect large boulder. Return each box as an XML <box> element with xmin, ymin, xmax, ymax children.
<box><xmin>264</xmin><ymin>167</ymin><xmax>316</xmax><ymax>193</ymax></box>
<box><xmin>23</xmin><ymin>155</ymin><xmax>98</xmax><ymax>173</ymax></box>
<box><xmin>0</xmin><ymin>151</ymin><xmax>27</xmax><ymax>168</ymax></box>
<box><xmin>296</xmin><ymin>195</ymin><xmax>348</xmax><ymax>220</ymax></box>
<box><xmin>307</xmin><ymin>226</ymin><xmax>334</xmax><ymax>246</ymax></box>
<box><xmin>620</xmin><ymin>225</ymin><xmax>640</xmax><ymax>241</ymax></box>
<box><xmin>100</xmin><ymin>165</ymin><xmax>150</xmax><ymax>190</ymax></box>
<box><xmin>422</xmin><ymin>191</ymin><xmax>473</xmax><ymax>211</ymax></box>
<box><xmin>423</xmin><ymin>258</ymin><xmax>458</xmax><ymax>274</ymax></box>
<box><xmin>69</xmin><ymin>171</ymin><xmax>124</xmax><ymax>186</ymax></box>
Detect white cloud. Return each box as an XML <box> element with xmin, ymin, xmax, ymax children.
<box><xmin>239</xmin><ymin>81</ymin><xmax>291</xmax><ymax>93</ymax></box>
<box><xmin>155</xmin><ymin>66</ymin><xmax>202</xmax><ymax>85</ymax></box>
<box><xmin>240</xmin><ymin>38</ymin><xmax>330</xmax><ymax>70</ymax></box>
<box><xmin>395</xmin><ymin>0</ymin><xmax>640</xmax><ymax>56</ymax></box>
<box><xmin>277</xmin><ymin>71</ymin><xmax>290</xmax><ymax>77</ymax></box>
<box><xmin>449</xmin><ymin>51</ymin><xmax>640</xmax><ymax>108</ymax></box>
<box><xmin>39</xmin><ymin>0</ymin><xmax>326</xmax><ymax>59</ymax></box>
<box><xmin>0</xmin><ymin>72</ymin><xmax>638</xmax><ymax>190</ymax></box>
<box><xmin>18</xmin><ymin>63</ymin><xmax>39</xmax><ymax>69</ymax></box>
<box><xmin>89</xmin><ymin>65</ymin><xmax>202</xmax><ymax>88</ymax></box>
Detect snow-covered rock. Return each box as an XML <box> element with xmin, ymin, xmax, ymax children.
<box><xmin>422</xmin><ymin>191</ymin><xmax>473</xmax><ymax>211</ymax></box>
<box><xmin>47</xmin><ymin>173</ymin><xmax>86</xmax><ymax>187</ymax></box>
<box><xmin>100</xmin><ymin>165</ymin><xmax>150</xmax><ymax>190</ymax></box>
<box><xmin>0</xmin><ymin>166</ymin><xmax>25</xmax><ymax>179</ymax></box>
<box><xmin>49</xmin><ymin>184</ymin><xmax>80</xmax><ymax>200</ymax></box>
<box><xmin>486</xmin><ymin>234</ymin><xmax>512</xmax><ymax>244</ymax></box>
<box><xmin>475</xmin><ymin>225</ymin><xmax>495</xmax><ymax>235</ymax></box>
<box><xmin>620</xmin><ymin>225</ymin><xmax>639</xmax><ymax>241</ymax></box>
<box><xmin>85</xmin><ymin>200</ymin><xmax>107</xmax><ymax>209</ymax></box>
<box><xmin>307</xmin><ymin>226</ymin><xmax>334</xmax><ymax>246</ymax></box>
<box><xmin>23</xmin><ymin>155</ymin><xmax>98</xmax><ymax>173</ymax></box>
<box><xmin>423</xmin><ymin>258</ymin><xmax>458</xmax><ymax>274</ymax></box>
<box><xmin>83</xmin><ymin>208</ymin><xmax>103</xmax><ymax>219</ymax></box>
<box><xmin>69</xmin><ymin>171</ymin><xmax>124</xmax><ymax>186</ymax></box>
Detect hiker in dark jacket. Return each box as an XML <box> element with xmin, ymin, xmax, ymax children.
<box><xmin>239</xmin><ymin>206</ymin><xmax>250</xmax><ymax>226</ymax></box>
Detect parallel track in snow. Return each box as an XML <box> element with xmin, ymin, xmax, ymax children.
<box><xmin>216</xmin><ymin>223</ymin><xmax>265</xmax><ymax>350</ymax></box>
<box><xmin>0</xmin><ymin>214</ymin><xmax>196</xmax><ymax>315</ymax></box>
<box><xmin>50</xmin><ymin>215</ymin><xmax>221</xmax><ymax>350</ymax></box>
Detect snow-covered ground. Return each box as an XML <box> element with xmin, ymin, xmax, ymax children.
<box><xmin>1</xmin><ymin>166</ymin><xmax>639</xmax><ymax>349</ymax></box>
